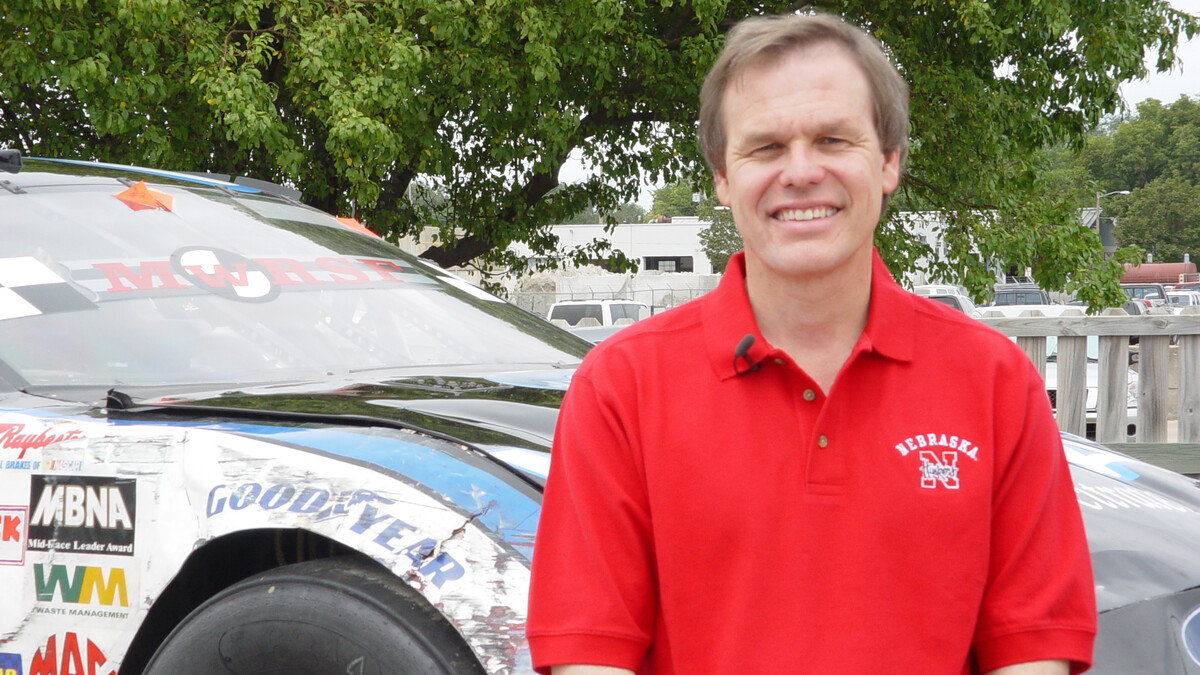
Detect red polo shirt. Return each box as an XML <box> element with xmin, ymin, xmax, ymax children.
<box><xmin>528</xmin><ymin>251</ymin><xmax>1095</xmax><ymax>674</ymax></box>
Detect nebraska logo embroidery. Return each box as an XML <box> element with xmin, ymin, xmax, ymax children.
<box><xmin>919</xmin><ymin>451</ymin><xmax>959</xmax><ymax>489</ymax></box>
<box><xmin>893</xmin><ymin>432</ymin><xmax>979</xmax><ymax>490</ymax></box>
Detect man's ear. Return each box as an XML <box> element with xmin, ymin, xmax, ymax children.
<box><xmin>714</xmin><ymin>170</ymin><xmax>731</xmax><ymax>206</ymax></box>
<box><xmin>881</xmin><ymin>148</ymin><xmax>901</xmax><ymax>196</ymax></box>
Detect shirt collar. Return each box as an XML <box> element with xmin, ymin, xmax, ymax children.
<box><xmin>704</xmin><ymin>249</ymin><xmax>915</xmax><ymax>381</ymax></box>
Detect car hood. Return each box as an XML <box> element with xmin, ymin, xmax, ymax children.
<box><xmin>1064</xmin><ymin>435</ymin><xmax>1200</xmax><ymax>611</ymax></box>
<box><xmin>135</xmin><ymin>366</ymin><xmax>572</xmax><ymax>484</ymax></box>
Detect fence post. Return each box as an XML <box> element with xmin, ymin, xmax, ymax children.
<box><xmin>1138</xmin><ymin>308</ymin><xmax>1173</xmax><ymax>442</ymax></box>
<box><xmin>1057</xmin><ymin>330</ymin><xmax>1089</xmax><ymax>438</ymax></box>
<box><xmin>1096</xmin><ymin>307</ymin><xmax>1132</xmax><ymax>444</ymax></box>
<box><xmin>1014</xmin><ymin>309</ymin><xmax>1047</xmax><ymax>381</ymax></box>
<box><xmin>1180</xmin><ymin>306</ymin><xmax>1200</xmax><ymax>442</ymax></box>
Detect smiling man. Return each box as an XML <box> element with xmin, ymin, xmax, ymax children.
<box><xmin>528</xmin><ymin>13</ymin><xmax>1096</xmax><ymax>675</ymax></box>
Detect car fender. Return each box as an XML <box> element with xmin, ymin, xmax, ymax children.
<box><xmin>0</xmin><ymin>409</ymin><xmax>535</xmax><ymax>673</ymax></box>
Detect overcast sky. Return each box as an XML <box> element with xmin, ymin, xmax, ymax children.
<box><xmin>1120</xmin><ymin>0</ymin><xmax>1200</xmax><ymax>106</ymax></box>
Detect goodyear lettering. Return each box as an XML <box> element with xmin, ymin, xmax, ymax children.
<box><xmin>30</xmin><ymin>484</ymin><xmax>132</xmax><ymax>530</ymax></box>
<box><xmin>206</xmin><ymin>483</ymin><xmax>393</xmax><ymax>519</ymax></box>
<box><xmin>35</xmin><ymin>564</ymin><xmax>129</xmax><ymax>607</ymax></box>
<box><xmin>29</xmin><ymin>633</ymin><xmax>113</xmax><ymax>675</ymax></box>
<box><xmin>207</xmin><ymin>481</ymin><xmax>464</xmax><ymax>587</ymax></box>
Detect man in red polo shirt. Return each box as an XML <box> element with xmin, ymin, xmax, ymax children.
<box><xmin>527</xmin><ymin>12</ymin><xmax>1096</xmax><ymax>675</ymax></box>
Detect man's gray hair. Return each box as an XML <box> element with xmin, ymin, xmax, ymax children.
<box><xmin>698</xmin><ymin>12</ymin><xmax>909</xmax><ymax>174</ymax></box>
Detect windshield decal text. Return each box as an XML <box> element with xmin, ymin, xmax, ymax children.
<box><xmin>88</xmin><ymin>250</ymin><xmax>424</xmax><ymax>301</ymax></box>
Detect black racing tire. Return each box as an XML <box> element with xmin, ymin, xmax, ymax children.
<box><xmin>142</xmin><ymin>556</ymin><xmax>486</xmax><ymax>675</ymax></box>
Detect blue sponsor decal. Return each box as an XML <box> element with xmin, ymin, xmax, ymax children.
<box><xmin>178</xmin><ymin>421</ymin><xmax>540</xmax><ymax>561</ymax></box>
<box><xmin>1062</xmin><ymin>442</ymin><xmax>1142</xmax><ymax>483</ymax></box>
<box><xmin>0</xmin><ymin>652</ymin><xmax>21</xmax><ymax>675</ymax></box>
<box><xmin>206</xmin><ymin>479</ymin><xmax>468</xmax><ymax>585</ymax></box>
<box><xmin>4</xmin><ymin>409</ymin><xmax>541</xmax><ymax>563</ymax></box>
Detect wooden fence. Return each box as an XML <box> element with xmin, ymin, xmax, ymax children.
<box><xmin>979</xmin><ymin>307</ymin><xmax>1200</xmax><ymax>475</ymax></box>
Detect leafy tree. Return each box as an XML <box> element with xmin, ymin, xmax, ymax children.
<box><xmin>1071</xmin><ymin>96</ymin><xmax>1200</xmax><ymax>263</ymax></box>
<box><xmin>649</xmin><ymin>181</ymin><xmax>699</xmax><ymax>219</ymax></box>
<box><xmin>2</xmin><ymin>0</ymin><xmax>1195</xmax><ymax>305</ymax></box>
<box><xmin>696</xmin><ymin>201</ymin><xmax>740</xmax><ymax>273</ymax></box>
<box><xmin>558</xmin><ymin>202</ymin><xmax>646</xmax><ymax>224</ymax></box>
<box><xmin>1113</xmin><ymin>176</ymin><xmax>1200</xmax><ymax>261</ymax></box>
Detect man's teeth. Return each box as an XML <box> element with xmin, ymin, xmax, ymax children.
<box><xmin>776</xmin><ymin>207</ymin><xmax>837</xmax><ymax>221</ymax></box>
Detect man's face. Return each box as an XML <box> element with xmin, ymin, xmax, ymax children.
<box><xmin>713</xmin><ymin>43</ymin><xmax>900</xmax><ymax>284</ymax></box>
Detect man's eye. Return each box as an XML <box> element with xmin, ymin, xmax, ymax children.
<box><xmin>755</xmin><ymin>143</ymin><xmax>782</xmax><ymax>153</ymax></box>
<box><xmin>820</xmin><ymin>137</ymin><xmax>846</xmax><ymax>145</ymax></box>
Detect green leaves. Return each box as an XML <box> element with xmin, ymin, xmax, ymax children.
<box><xmin>1</xmin><ymin>0</ymin><xmax>1194</xmax><ymax>295</ymax></box>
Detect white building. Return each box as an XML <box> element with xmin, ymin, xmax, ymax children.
<box><xmin>507</xmin><ymin>216</ymin><xmax>716</xmax><ymax>275</ymax></box>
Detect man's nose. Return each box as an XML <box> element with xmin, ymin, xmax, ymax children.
<box><xmin>777</xmin><ymin>145</ymin><xmax>826</xmax><ymax>187</ymax></box>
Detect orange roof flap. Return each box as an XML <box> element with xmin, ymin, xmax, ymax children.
<box><xmin>336</xmin><ymin>216</ymin><xmax>379</xmax><ymax>238</ymax></box>
<box><xmin>113</xmin><ymin>181</ymin><xmax>174</xmax><ymax>212</ymax></box>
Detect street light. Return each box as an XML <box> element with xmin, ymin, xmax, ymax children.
<box><xmin>1096</xmin><ymin>189</ymin><xmax>1130</xmax><ymax>216</ymax></box>
<box><xmin>1095</xmin><ymin>190</ymin><xmax>1130</xmax><ymax>257</ymax></box>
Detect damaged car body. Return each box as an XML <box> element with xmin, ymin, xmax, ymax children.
<box><xmin>4</xmin><ymin>155</ymin><xmax>1200</xmax><ymax>673</ymax></box>
<box><xmin>0</xmin><ymin>156</ymin><xmax>579</xmax><ymax>674</ymax></box>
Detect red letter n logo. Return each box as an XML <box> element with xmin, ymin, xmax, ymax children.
<box><xmin>919</xmin><ymin>451</ymin><xmax>960</xmax><ymax>489</ymax></box>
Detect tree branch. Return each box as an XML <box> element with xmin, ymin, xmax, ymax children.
<box><xmin>903</xmin><ymin>174</ymin><xmax>998</xmax><ymax>211</ymax></box>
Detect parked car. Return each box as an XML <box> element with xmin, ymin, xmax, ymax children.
<box><xmin>913</xmin><ymin>283</ymin><xmax>963</xmax><ymax>297</ymax></box>
<box><xmin>1041</xmin><ymin>335</ymin><xmax>1139</xmax><ymax>439</ymax></box>
<box><xmin>990</xmin><ymin>283</ymin><xmax>1052</xmax><ymax>306</ymax></box>
<box><xmin>546</xmin><ymin>298</ymin><xmax>649</xmax><ymax>342</ymax></box>
<box><xmin>1121</xmin><ymin>283</ymin><xmax>1169</xmax><ymax>308</ymax></box>
<box><xmin>546</xmin><ymin>298</ymin><xmax>648</xmax><ymax>327</ymax></box>
<box><xmin>1167</xmin><ymin>290</ymin><xmax>1200</xmax><ymax>314</ymax></box>
<box><xmin>3</xmin><ymin>155</ymin><xmax>1200</xmax><ymax>674</ymax></box>
<box><xmin>923</xmin><ymin>292</ymin><xmax>981</xmax><ymax>318</ymax></box>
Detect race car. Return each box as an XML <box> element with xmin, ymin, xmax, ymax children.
<box><xmin>0</xmin><ymin>153</ymin><xmax>584</xmax><ymax>674</ymax></box>
<box><xmin>1</xmin><ymin>153</ymin><xmax>1200</xmax><ymax>674</ymax></box>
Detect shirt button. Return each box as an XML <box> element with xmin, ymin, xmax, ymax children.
<box><xmin>773</xmin><ymin>358</ymin><xmax>785</xmax><ymax>365</ymax></box>
<box><xmin>803</xmin><ymin>389</ymin><xmax>816</xmax><ymax>401</ymax></box>
<box><xmin>817</xmin><ymin>435</ymin><xmax>829</xmax><ymax>448</ymax></box>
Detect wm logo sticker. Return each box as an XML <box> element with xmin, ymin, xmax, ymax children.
<box><xmin>35</xmin><ymin>564</ymin><xmax>128</xmax><ymax>607</ymax></box>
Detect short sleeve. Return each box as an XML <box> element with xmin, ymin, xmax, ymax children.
<box><xmin>527</xmin><ymin>371</ymin><xmax>656</xmax><ymax>673</ymax></box>
<box><xmin>972</xmin><ymin>359</ymin><xmax>1097</xmax><ymax>673</ymax></box>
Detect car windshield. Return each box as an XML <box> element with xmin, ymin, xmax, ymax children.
<box><xmin>1045</xmin><ymin>336</ymin><xmax>1100</xmax><ymax>362</ymax></box>
<box><xmin>993</xmin><ymin>290</ymin><xmax>1047</xmax><ymax>305</ymax></box>
<box><xmin>928</xmin><ymin>296</ymin><xmax>961</xmax><ymax>310</ymax></box>
<box><xmin>0</xmin><ymin>172</ymin><xmax>590</xmax><ymax>396</ymax></box>
<box><xmin>611</xmin><ymin>303</ymin><xmax>645</xmax><ymax>321</ymax></box>
<box><xmin>548</xmin><ymin>304</ymin><xmax>603</xmax><ymax>326</ymax></box>
<box><xmin>1123</xmin><ymin>287</ymin><xmax>1164</xmax><ymax>300</ymax></box>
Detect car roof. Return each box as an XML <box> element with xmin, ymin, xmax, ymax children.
<box><xmin>6</xmin><ymin>157</ymin><xmax>299</xmax><ymax>200</ymax></box>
